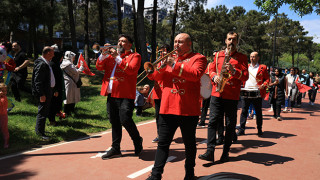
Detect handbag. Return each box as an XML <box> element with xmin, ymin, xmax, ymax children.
<box><xmin>63</xmin><ymin>69</ymin><xmax>82</xmax><ymax>88</ymax></box>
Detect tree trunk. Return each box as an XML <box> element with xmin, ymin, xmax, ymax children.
<box><xmin>170</xmin><ymin>0</ymin><xmax>179</xmax><ymax>50</ymax></box>
<box><xmin>117</xmin><ymin>0</ymin><xmax>123</xmax><ymax>34</ymax></box>
<box><xmin>48</xmin><ymin>0</ymin><xmax>54</xmax><ymax>44</ymax></box>
<box><xmin>98</xmin><ymin>0</ymin><xmax>105</xmax><ymax>45</ymax></box>
<box><xmin>132</xmin><ymin>0</ymin><xmax>139</xmax><ymax>52</ymax></box>
<box><xmin>67</xmin><ymin>0</ymin><xmax>77</xmax><ymax>53</ymax></box>
<box><xmin>151</xmin><ymin>0</ymin><xmax>158</xmax><ymax>62</ymax></box>
<box><xmin>84</xmin><ymin>0</ymin><xmax>90</xmax><ymax>67</ymax></box>
<box><xmin>137</xmin><ymin>0</ymin><xmax>148</xmax><ymax>72</ymax></box>
<box><xmin>291</xmin><ymin>46</ymin><xmax>295</xmax><ymax>67</ymax></box>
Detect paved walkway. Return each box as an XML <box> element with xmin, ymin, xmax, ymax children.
<box><xmin>0</xmin><ymin>96</ymin><xmax>319</xmax><ymax>180</ymax></box>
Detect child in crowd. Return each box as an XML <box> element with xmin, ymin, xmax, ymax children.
<box><xmin>135</xmin><ymin>86</ymin><xmax>144</xmax><ymax>116</ymax></box>
<box><xmin>0</xmin><ymin>83</ymin><xmax>9</xmax><ymax>148</ymax></box>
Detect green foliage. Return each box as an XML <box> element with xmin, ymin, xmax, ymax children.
<box><xmin>254</xmin><ymin>0</ymin><xmax>320</xmax><ymax>16</ymax></box>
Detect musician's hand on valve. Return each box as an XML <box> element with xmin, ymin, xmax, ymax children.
<box><xmin>214</xmin><ymin>75</ymin><xmax>220</xmax><ymax>84</ymax></box>
<box><xmin>164</xmin><ymin>56</ymin><xmax>175</xmax><ymax>67</ymax></box>
<box><xmin>225</xmin><ymin>62</ymin><xmax>235</xmax><ymax>74</ymax></box>
<box><xmin>110</xmin><ymin>48</ymin><xmax>118</xmax><ymax>58</ymax></box>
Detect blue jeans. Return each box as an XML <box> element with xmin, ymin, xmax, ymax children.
<box><xmin>248</xmin><ymin>103</ymin><xmax>256</xmax><ymax>116</ymax></box>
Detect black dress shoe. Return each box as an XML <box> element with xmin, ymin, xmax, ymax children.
<box><xmin>258</xmin><ymin>129</ymin><xmax>263</xmax><ymax>137</ymax></box>
<box><xmin>134</xmin><ymin>137</ymin><xmax>143</xmax><ymax>156</ymax></box>
<box><xmin>198</xmin><ymin>151</ymin><xmax>214</xmax><ymax>162</ymax></box>
<box><xmin>146</xmin><ymin>174</ymin><xmax>162</xmax><ymax>180</ymax></box>
<box><xmin>101</xmin><ymin>148</ymin><xmax>122</xmax><ymax>160</ymax></box>
<box><xmin>220</xmin><ymin>152</ymin><xmax>229</xmax><ymax>163</ymax></box>
<box><xmin>36</xmin><ymin>132</ymin><xmax>51</xmax><ymax>140</ymax></box>
<box><xmin>233</xmin><ymin>133</ymin><xmax>238</xmax><ymax>144</ymax></box>
<box><xmin>216</xmin><ymin>139</ymin><xmax>224</xmax><ymax>145</ymax></box>
<box><xmin>236</xmin><ymin>129</ymin><xmax>245</xmax><ymax>136</ymax></box>
<box><xmin>184</xmin><ymin>173</ymin><xmax>195</xmax><ymax>180</ymax></box>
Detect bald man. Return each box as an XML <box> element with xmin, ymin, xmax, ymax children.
<box><xmin>237</xmin><ymin>51</ymin><xmax>269</xmax><ymax>137</ymax></box>
<box><xmin>146</xmin><ymin>33</ymin><xmax>207</xmax><ymax>180</ymax></box>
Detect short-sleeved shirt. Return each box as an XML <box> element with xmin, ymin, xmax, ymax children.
<box><xmin>13</xmin><ymin>51</ymin><xmax>28</xmax><ymax>76</ymax></box>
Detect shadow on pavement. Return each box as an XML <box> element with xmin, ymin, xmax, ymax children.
<box><xmin>0</xmin><ymin>155</ymin><xmax>36</xmax><ymax>180</ymax></box>
<box><xmin>259</xmin><ymin>131</ymin><xmax>296</xmax><ymax>139</ymax></box>
<box><xmin>230</xmin><ymin>139</ymin><xmax>277</xmax><ymax>153</ymax></box>
<box><xmin>197</xmin><ymin>172</ymin><xmax>259</xmax><ymax>180</ymax></box>
<box><xmin>233</xmin><ymin>152</ymin><xmax>294</xmax><ymax>166</ymax></box>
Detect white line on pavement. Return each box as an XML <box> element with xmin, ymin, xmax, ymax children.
<box><xmin>127</xmin><ymin>156</ymin><xmax>176</xmax><ymax>179</ymax></box>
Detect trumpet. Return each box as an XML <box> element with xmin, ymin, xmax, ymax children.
<box><xmin>136</xmin><ymin>48</ymin><xmax>177</xmax><ymax>85</ymax></box>
<box><xmin>100</xmin><ymin>45</ymin><xmax>118</xmax><ymax>55</ymax></box>
<box><xmin>92</xmin><ymin>44</ymin><xmax>118</xmax><ymax>55</ymax></box>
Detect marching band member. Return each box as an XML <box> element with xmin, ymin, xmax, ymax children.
<box><xmin>146</xmin><ymin>33</ymin><xmax>207</xmax><ymax>180</ymax></box>
<box><xmin>147</xmin><ymin>44</ymin><xmax>171</xmax><ymax>143</ymax></box>
<box><xmin>97</xmin><ymin>34</ymin><xmax>143</xmax><ymax>160</ymax></box>
<box><xmin>199</xmin><ymin>32</ymin><xmax>248</xmax><ymax>163</ymax></box>
<box><xmin>236</xmin><ymin>52</ymin><xmax>269</xmax><ymax>137</ymax></box>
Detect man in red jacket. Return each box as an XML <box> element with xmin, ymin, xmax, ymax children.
<box><xmin>146</xmin><ymin>33</ymin><xmax>207</xmax><ymax>180</ymax></box>
<box><xmin>199</xmin><ymin>32</ymin><xmax>249</xmax><ymax>163</ymax></box>
<box><xmin>237</xmin><ymin>52</ymin><xmax>269</xmax><ymax>137</ymax></box>
<box><xmin>97</xmin><ymin>34</ymin><xmax>143</xmax><ymax>160</ymax></box>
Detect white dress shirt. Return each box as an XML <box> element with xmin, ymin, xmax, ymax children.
<box><xmin>40</xmin><ymin>56</ymin><xmax>55</xmax><ymax>88</ymax></box>
<box><xmin>245</xmin><ymin>63</ymin><xmax>259</xmax><ymax>89</ymax></box>
<box><xmin>98</xmin><ymin>54</ymin><xmax>123</xmax><ymax>94</ymax></box>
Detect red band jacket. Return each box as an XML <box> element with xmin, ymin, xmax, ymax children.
<box><xmin>208</xmin><ymin>50</ymin><xmax>249</xmax><ymax>100</ymax></box>
<box><xmin>96</xmin><ymin>51</ymin><xmax>141</xmax><ymax>99</ymax></box>
<box><xmin>148</xmin><ymin>52</ymin><xmax>207</xmax><ymax>116</ymax></box>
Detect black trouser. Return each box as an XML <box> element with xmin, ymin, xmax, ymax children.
<box><xmin>151</xmin><ymin>114</ymin><xmax>198</xmax><ymax>177</ymax></box>
<box><xmin>107</xmin><ymin>95</ymin><xmax>141</xmax><ymax>151</ymax></box>
<box><xmin>200</xmin><ymin>97</ymin><xmax>224</xmax><ymax>140</ymax></box>
<box><xmin>35</xmin><ymin>88</ymin><xmax>52</xmax><ymax>135</ymax></box>
<box><xmin>297</xmin><ymin>93</ymin><xmax>302</xmax><ymax>105</ymax></box>
<box><xmin>154</xmin><ymin>99</ymin><xmax>161</xmax><ymax>137</ymax></box>
<box><xmin>11</xmin><ymin>74</ymin><xmax>30</xmax><ymax>100</ymax></box>
<box><xmin>200</xmin><ymin>98</ymin><xmax>210</xmax><ymax>123</ymax></box>
<box><xmin>48</xmin><ymin>92</ymin><xmax>63</xmax><ymax>122</ymax></box>
<box><xmin>135</xmin><ymin>106</ymin><xmax>142</xmax><ymax>116</ymax></box>
<box><xmin>308</xmin><ymin>87</ymin><xmax>317</xmax><ymax>103</ymax></box>
<box><xmin>239</xmin><ymin>97</ymin><xmax>263</xmax><ymax>131</ymax></box>
<box><xmin>271</xmin><ymin>98</ymin><xmax>282</xmax><ymax>118</ymax></box>
<box><xmin>64</xmin><ymin>103</ymin><xmax>75</xmax><ymax>115</ymax></box>
<box><xmin>207</xmin><ymin>96</ymin><xmax>238</xmax><ymax>153</ymax></box>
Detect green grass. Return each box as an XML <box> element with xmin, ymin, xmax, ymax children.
<box><xmin>0</xmin><ymin>65</ymin><xmax>155</xmax><ymax>156</ymax></box>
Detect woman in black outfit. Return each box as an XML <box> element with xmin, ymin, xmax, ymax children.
<box><xmin>268</xmin><ymin>67</ymin><xmax>287</xmax><ymax>121</ymax></box>
<box><xmin>48</xmin><ymin>45</ymin><xmax>65</xmax><ymax>125</ymax></box>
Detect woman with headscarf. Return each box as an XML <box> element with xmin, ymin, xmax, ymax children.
<box><xmin>60</xmin><ymin>51</ymin><xmax>84</xmax><ymax>116</ymax></box>
<box><xmin>284</xmin><ymin>67</ymin><xmax>299</xmax><ymax>112</ymax></box>
<box><xmin>268</xmin><ymin>67</ymin><xmax>287</xmax><ymax>121</ymax></box>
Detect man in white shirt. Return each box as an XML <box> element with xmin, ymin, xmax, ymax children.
<box><xmin>237</xmin><ymin>52</ymin><xmax>269</xmax><ymax>137</ymax></box>
<box><xmin>32</xmin><ymin>47</ymin><xmax>55</xmax><ymax>140</ymax></box>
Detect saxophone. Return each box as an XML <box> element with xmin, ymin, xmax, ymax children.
<box><xmin>216</xmin><ymin>44</ymin><xmax>233</xmax><ymax>93</ymax></box>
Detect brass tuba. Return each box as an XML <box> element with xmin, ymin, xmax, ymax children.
<box><xmin>216</xmin><ymin>44</ymin><xmax>233</xmax><ymax>93</ymax></box>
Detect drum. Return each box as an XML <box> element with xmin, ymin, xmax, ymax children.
<box><xmin>200</xmin><ymin>74</ymin><xmax>212</xmax><ymax>99</ymax></box>
<box><xmin>240</xmin><ymin>88</ymin><xmax>261</xmax><ymax>98</ymax></box>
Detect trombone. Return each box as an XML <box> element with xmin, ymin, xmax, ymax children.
<box><xmin>136</xmin><ymin>48</ymin><xmax>177</xmax><ymax>85</ymax></box>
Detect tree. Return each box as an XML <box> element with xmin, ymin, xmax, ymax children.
<box><xmin>116</xmin><ymin>0</ymin><xmax>123</xmax><ymax>34</ymax></box>
<box><xmin>136</xmin><ymin>0</ymin><xmax>148</xmax><ymax>71</ymax></box>
<box><xmin>151</xmin><ymin>0</ymin><xmax>158</xmax><ymax>62</ymax></box>
<box><xmin>67</xmin><ymin>0</ymin><xmax>77</xmax><ymax>53</ymax></box>
<box><xmin>98</xmin><ymin>0</ymin><xmax>105</xmax><ymax>45</ymax></box>
<box><xmin>84</xmin><ymin>0</ymin><xmax>90</xmax><ymax>67</ymax></box>
<box><xmin>254</xmin><ymin>0</ymin><xmax>320</xmax><ymax>16</ymax></box>
<box><xmin>170</xmin><ymin>0</ymin><xmax>178</xmax><ymax>50</ymax></box>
